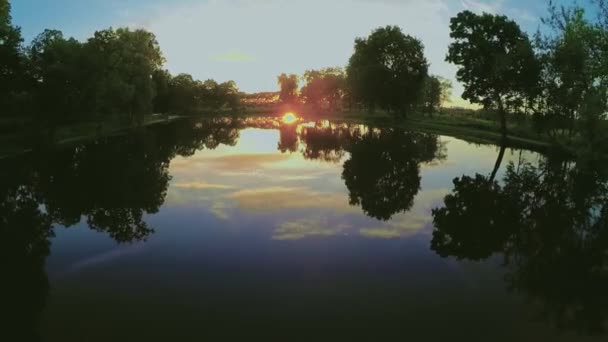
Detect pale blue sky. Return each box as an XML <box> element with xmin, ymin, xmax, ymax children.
<box><xmin>11</xmin><ymin>0</ymin><xmax>594</xmax><ymax>100</ymax></box>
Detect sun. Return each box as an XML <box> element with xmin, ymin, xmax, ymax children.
<box><xmin>282</xmin><ymin>112</ymin><xmax>298</xmax><ymax>124</ymax></box>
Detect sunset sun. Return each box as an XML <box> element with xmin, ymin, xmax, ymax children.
<box><xmin>282</xmin><ymin>112</ymin><xmax>298</xmax><ymax>124</ymax></box>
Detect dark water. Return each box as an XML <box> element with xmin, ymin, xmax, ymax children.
<box><xmin>2</xmin><ymin>118</ymin><xmax>607</xmax><ymax>341</ymax></box>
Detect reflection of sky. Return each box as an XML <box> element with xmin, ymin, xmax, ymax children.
<box><xmin>43</xmin><ymin>126</ymin><xmax>598</xmax><ymax>341</ymax></box>
<box><xmin>164</xmin><ymin>128</ymin><xmax>541</xmax><ymax>241</ymax></box>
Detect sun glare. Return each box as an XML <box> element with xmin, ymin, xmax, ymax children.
<box><xmin>282</xmin><ymin>112</ymin><xmax>298</xmax><ymax>124</ymax></box>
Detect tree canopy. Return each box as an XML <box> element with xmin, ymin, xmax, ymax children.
<box><xmin>346</xmin><ymin>26</ymin><xmax>429</xmax><ymax>116</ymax></box>
<box><xmin>446</xmin><ymin>11</ymin><xmax>539</xmax><ymax>135</ymax></box>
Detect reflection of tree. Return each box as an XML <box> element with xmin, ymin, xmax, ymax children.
<box><xmin>278</xmin><ymin>125</ymin><xmax>299</xmax><ymax>153</ymax></box>
<box><xmin>431</xmin><ymin>158</ymin><xmax>608</xmax><ymax>334</ymax></box>
<box><xmin>0</xmin><ymin>160</ymin><xmax>52</xmax><ymax>342</ymax></box>
<box><xmin>0</xmin><ymin>118</ymin><xmax>240</xmax><ymax>338</ymax></box>
<box><xmin>299</xmin><ymin>122</ymin><xmax>358</xmax><ymax>163</ymax></box>
<box><xmin>342</xmin><ymin>129</ymin><xmax>443</xmax><ymax>221</ymax></box>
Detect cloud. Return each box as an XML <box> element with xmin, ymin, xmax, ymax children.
<box><xmin>213</xmin><ymin>51</ymin><xmax>256</xmax><ymax>62</ymax></box>
<box><xmin>273</xmin><ymin>218</ymin><xmax>352</xmax><ymax>240</ymax></box>
<box><xmin>173</xmin><ymin>182</ymin><xmax>235</xmax><ymax>190</ymax></box>
<box><xmin>140</xmin><ymin>0</ymin><xmax>458</xmax><ymax>95</ymax></box>
<box><xmin>227</xmin><ymin>186</ymin><xmax>357</xmax><ymax>213</ymax></box>
<box><xmin>460</xmin><ymin>0</ymin><xmax>505</xmax><ymax>14</ymax></box>
<box><xmin>207</xmin><ymin>153</ymin><xmax>291</xmax><ymax>172</ymax></box>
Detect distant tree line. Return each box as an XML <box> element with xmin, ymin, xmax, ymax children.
<box><xmin>275</xmin><ymin>27</ymin><xmax>452</xmax><ymax>116</ymax></box>
<box><xmin>0</xmin><ymin>0</ymin><xmax>240</xmax><ymax>129</ymax></box>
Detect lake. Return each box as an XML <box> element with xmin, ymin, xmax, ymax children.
<box><xmin>2</xmin><ymin>117</ymin><xmax>607</xmax><ymax>341</ymax></box>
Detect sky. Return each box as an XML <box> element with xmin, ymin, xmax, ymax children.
<box><xmin>10</xmin><ymin>0</ymin><xmax>595</xmax><ymax>105</ymax></box>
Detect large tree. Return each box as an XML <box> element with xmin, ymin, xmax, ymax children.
<box><xmin>446</xmin><ymin>11</ymin><xmax>539</xmax><ymax>137</ymax></box>
<box><xmin>0</xmin><ymin>0</ymin><xmax>27</xmax><ymax>117</ymax></box>
<box><xmin>28</xmin><ymin>30</ymin><xmax>86</xmax><ymax>124</ymax></box>
<box><xmin>535</xmin><ymin>4</ymin><xmax>608</xmax><ymax>141</ymax></box>
<box><xmin>346</xmin><ymin>25</ymin><xmax>428</xmax><ymax>116</ymax></box>
<box><xmin>85</xmin><ymin>28</ymin><xmax>164</xmax><ymax>124</ymax></box>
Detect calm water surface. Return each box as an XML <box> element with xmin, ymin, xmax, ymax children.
<box><xmin>3</xmin><ymin>118</ymin><xmax>607</xmax><ymax>341</ymax></box>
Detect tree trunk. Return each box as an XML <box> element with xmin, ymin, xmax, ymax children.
<box><xmin>497</xmin><ymin>98</ymin><xmax>507</xmax><ymax>139</ymax></box>
<box><xmin>490</xmin><ymin>143</ymin><xmax>506</xmax><ymax>183</ymax></box>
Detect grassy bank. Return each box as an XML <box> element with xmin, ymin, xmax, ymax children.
<box><xmin>0</xmin><ymin>114</ymin><xmax>184</xmax><ymax>160</ymax></box>
<box><xmin>238</xmin><ymin>105</ymin><xmax>562</xmax><ymax>153</ymax></box>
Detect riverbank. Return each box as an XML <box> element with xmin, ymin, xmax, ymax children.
<box><xmin>0</xmin><ymin>114</ymin><xmax>184</xmax><ymax>160</ymax></box>
<box><xmin>238</xmin><ymin>105</ymin><xmax>565</xmax><ymax>154</ymax></box>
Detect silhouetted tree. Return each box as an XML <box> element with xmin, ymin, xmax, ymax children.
<box><xmin>446</xmin><ymin>11</ymin><xmax>539</xmax><ymax>137</ymax></box>
<box><xmin>28</xmin><ymin>30</ymin><xmax>87</xmax><ymax>126</ymax></box>
<box><xmin>300</xmin><ymin>123</ymin><xmax>355</xmax><ymax>163</ymax></box>
<box><xmin>432</xmin><ymin>155</ymin><xmax>608</xmax><ymax>334</ymax></box>
<box><xmin>346</xmin><ymin>26</ymin><xmax>429</xmax><ymax>116</ymax></box>
<box><xmin>534</xmin><ymin>4</ymin><xmax>608</xmax><ymax>141</ymax></box>
<box><xmin>300</xmin><ymin>68</ymin><xmax>346</xmax><ymax>112</ymax></box>
<box><xmin>277</xmin><ymin>73</ymin><xmax>299</xmax><ymax>105</ymax></box>
<box><xmin>0</xmin><ymin>0</ymin><xmax>28</xmax><ymax>117</ymax></box>
<box><xmin>342</xmin><ymin>129</ymin><xmax>442</xmax><ymax>220</ymax></box>
<box><xmin>278</xmin><ymin>124</ymin><xmax>299</xmax><ymax>153</ymax></box>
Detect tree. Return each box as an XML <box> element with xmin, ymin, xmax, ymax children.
<box><xmin>446</xmin><ymin>11</ymin><xmax>539</xmax><ymax>137</ymax></box>
<box><xmin>277</xmin><ymin>73</ymin><xmax>299</xmax><ymax>104</ymax></box>
<box><xmin>86</xmin><ymin>27</ymin><xmax>164</xmax><ymax>124</ymax></box>
<box><xmin>300</xmin><ymin>67</ymin><xmax>346</xmax><ymax>112</ymax></box>
<box><xmin>168</xmin><ymin>73</ymin><xmax>199</xmax><ymax>115</ymax></box>
<box><xmin>420</xmin><ymin>75</ymin><xmax>442</xmax><ymax>115</ymax></box>
<box><xmin>152</xmin><ymin>69</ymin><xmax>172</xmax><ymax>114</ymax></box>
<box><xmin>535</xmin><ymin>4</ymin><xmax>608</xmax><ymax>140</ymax></box>
<box><xmin>346</xmin><ymin>26</ymin><xmax>428</xmax><ymax>116</ymax></box>
<box><xmin>0</xmin><ymin>0</ymin><xmax>27</xmax><ymax>117</ymax></box>
<box><xmin>28</xmin><ymin>30</ymin><xmax>86</xmax><ymax>125</ymax></box>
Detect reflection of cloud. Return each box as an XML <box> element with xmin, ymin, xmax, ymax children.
<box><xmin>359</xmin><ymin>188</ymin><xmax>449</xmax><ymax>239</ymax></box>
<box><xmin>213</xmin><ymin>51</ymin><xmax>255</xmax><ymax>62</ymax></box>
<box><xmin>209</xmin><ymin>201</ymin><xmax>230</xmax><ymax>220</ymax></box>
<box><xmin>274</xmin><ymin>218</ymin><xmax>351</xmax><ymax>240</ymax></box>
<box><xmin>227</xmin><ymin>186</ymin><xmax>357</xmax><ymax>213</ymax></box>
<box><xmin>174</xmin><ymin>182</ymin><xmax>235</xmax><ymax>190</ymax></box>
<box><xmin>56</xmin><ymin>245</ymin><xmax>145</xmax><ymax>277</ymax></box>
<box><xmin>360</xmin><ymin>216</ymin><xmax>428</xmax><ymax>239</ymax></box>
<box><xmin>207</xmin><ymin>153</ymin><xmax>292</xmax><ymax>172</ymax></box>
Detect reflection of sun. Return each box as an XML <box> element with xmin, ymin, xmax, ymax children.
<box><xmin>282</xmin><ymin>112</ymin><xmax>297</xmax><ymax>124</ymax></box>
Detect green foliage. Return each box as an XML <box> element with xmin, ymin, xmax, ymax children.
<box><xmin>446</xmin><ymin>11</ymin><xmax>539</xmax><ymax>134</ymax></box>
<box><xmin>85</xmin><ymin>28</ymin><xmax>164</xmax><ymax>123</ymax></box>
<box><xmin>0</xmin><ymin>0</ymin><xmax>27</xmax><ymax>117</ymax></box>
<box><xmin>346</xmin><ymin>26</ymin><xmax>428</xmax><ymax>116</ymax></box>
<box><xmin>420</xmin><ymin>75</ymin><xmax>442</xmax><ymax>114</ymax></box>
<box><xmin>534</xmin><ymin>3</ymin><xmax>608</xmax><ymax>140</ymax></box>
<box><xmin>28</xmin><ymin>30</ymin><xmax>86</xmax><ymax>123</ymax></box>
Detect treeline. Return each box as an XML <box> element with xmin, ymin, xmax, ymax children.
<box><xmin>274</xmin><ymin>63</ymin><xmax>452</xmax><ymax>115</ymax></box>
<box><xmin>446</xmin><ymin>2</ymin><xmax>608</xmax><ymax>146</ymax></box>
<box><xmin>0</xmin><ymin>0</ymin><xmax>240</xmax><ymax>128</ymax></box>
<box><xmin>269</xmin><ymin>0</ymin><xmax>608</xmax><ymax>147</ymax></box>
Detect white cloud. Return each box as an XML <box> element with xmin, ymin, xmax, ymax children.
<box><xmin>460</xmin><ymin>0</ymin><xmax>505</xmax><ymax>14</ymax></box>
<box><xmin>125</xmin><ymin>0</ymin><xmax>541</xmax><ymax>102</ymax></box>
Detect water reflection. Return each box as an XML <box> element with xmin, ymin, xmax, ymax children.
<box><xmin>0</xmin><ymin>118</ymin><xmax>239</xmax><ymax>340</ymax></box>
<box><xmin>432</xmin><ymin>154</ymin><xmax>608</xmax><ymax>333</ymax></box>
<box><xmin>2</xmin><ymin>117</ymin><xmax>607</xmax><ymax>339</ymax></box>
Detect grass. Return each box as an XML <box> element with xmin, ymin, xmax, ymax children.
<box><xmin>0</xmin><ymin>105</ymin><xmax>576</xmax><ymax>159</ymax></box>
<box><xmin>0</xmin><ymin>114</ymin><xmax>183</xmax><ymax>160</ymax></box>
<box><xmin>238</xmin><ymin>104</ymin><xmax>560</xmax><ymax>153</ymax></box>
